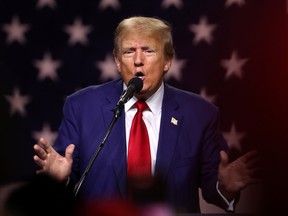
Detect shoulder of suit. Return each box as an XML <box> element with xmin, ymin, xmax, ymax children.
<box><xmin>164</xmin><ymin>83</ymin><xmax>218</xmax><ymax>110</ymax></box>
<box><xmin>67</xmin><ymin>79</ymin><xmax>122</xmax><ymax>99</ymax></box>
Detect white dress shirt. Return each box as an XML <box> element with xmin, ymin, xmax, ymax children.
<box><xmin>124</xmin><ymin>82</ymin><xmax>164</xmax><ymax>175</ymax></box>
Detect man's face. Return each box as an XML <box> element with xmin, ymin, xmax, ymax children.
<box><xmin>115</xmin><ymin>32</ymin><xmax>172</xmax><ymax>100</ymax></box>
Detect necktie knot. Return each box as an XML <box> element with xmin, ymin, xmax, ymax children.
<box><xmin>135</xmin><ymin>101</ymin><xmax>148</xmax><ymax>113</ymax></box>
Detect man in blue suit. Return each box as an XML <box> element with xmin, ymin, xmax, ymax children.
<box><xmin>33</xmin><ymin>16</ymin><xmax>259</xmax><ymax>213</ymax></box>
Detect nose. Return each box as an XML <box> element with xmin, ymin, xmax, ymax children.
<box><xmin>134</xmin><ymin>50</ymin><xmax>143</xmax><ymax>67</ymax></box>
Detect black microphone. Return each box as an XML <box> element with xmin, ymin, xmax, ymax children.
<box><xmin>117</xmin><ymin>77</ymin><xmax>143</xmax><ymax>107</ymax></box>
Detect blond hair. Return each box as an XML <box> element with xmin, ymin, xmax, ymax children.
<box><xmin>113</xmin><ymin>16</ymin><xmax>174</xmax><ymax>60</ymax></box>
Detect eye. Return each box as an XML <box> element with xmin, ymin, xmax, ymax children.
<box><xmin>144</xmin><ymin>49</ymin><xmax>156</xmax><ymax>56</ymax></box>
<box><xmin>123</xmin><ymin>50</ymin><xmax>134</xmax><ymax>57</ymax></box>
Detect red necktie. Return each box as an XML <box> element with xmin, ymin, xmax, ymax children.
<box><xmin>127</xmin><ymin>101</ymin><xmax>151</xmax><ymax>177</ymax></box>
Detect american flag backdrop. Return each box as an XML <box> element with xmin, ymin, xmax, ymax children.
<box><xmin>0</xmin><ymin>0</ymin><xmax>287</xmax><ymax>213</ymax></box>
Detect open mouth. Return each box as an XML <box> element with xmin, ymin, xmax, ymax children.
<box><xmin>135</xmin><ymin>71</ymin><xmax>144</xmax><ymax>79</ymax></box>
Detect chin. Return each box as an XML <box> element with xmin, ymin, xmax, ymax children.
<box><xmin>135</xmin><ymin>91</ymin><xmax>148</xmax><ymax>100</ymax></box>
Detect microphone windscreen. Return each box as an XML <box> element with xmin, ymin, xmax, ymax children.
<box><xmin>128</xmin><ymin>77</ymin><xmax>143</xmax><ymax>93</ymax></box>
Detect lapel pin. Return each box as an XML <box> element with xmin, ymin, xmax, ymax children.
<box><xmin>171</xmin><ymin>117</ymin><xmax>178</xmax><ymax>125</ymax></box>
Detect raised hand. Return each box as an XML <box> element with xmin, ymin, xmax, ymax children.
<box><xmin>33</xmin><ymin>137</ymin><xmax>75</xmax><ymax>182</ymax></box>
<box><xmin>218</xmin><ymin>150</ymin><xmax>261</xmax><ymax>200</ymax></box>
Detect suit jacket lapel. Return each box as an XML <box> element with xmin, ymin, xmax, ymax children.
<box><xmin>155</xmin><ymin>84</ymin><xmax>182</xmax><ymax>179</ymax></box>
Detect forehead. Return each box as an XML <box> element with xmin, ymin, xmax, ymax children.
<box><xmin>120</xmin><ymin>30</ymin><xmax>162</xmax><ymax>47</ymax></box>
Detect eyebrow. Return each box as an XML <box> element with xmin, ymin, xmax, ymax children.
<box><xmin>122</xmin><ymin>46</ymin><xmax>155</xmax><ymax>51</ymax></box>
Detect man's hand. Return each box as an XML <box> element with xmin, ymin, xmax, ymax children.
<box><xmin>33</xmin><ymin>137</ymin><xmax>75</xmax><ymax>182</ymax></box>
<box><xmin>218</xmin><ymin>150</ymin><xmax>261</xmax><ymax>201</ymax></box>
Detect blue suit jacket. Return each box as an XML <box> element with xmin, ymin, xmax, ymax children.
<box><xmin>54</xmin><ymin>78</ymin><xmax>230</xmax><ymax>213</ymax></box>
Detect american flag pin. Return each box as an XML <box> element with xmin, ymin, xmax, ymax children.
<box><xmin>171</xmin><ymin>117</ymin><xmax>178</xmax><ymax>125</ymax></box>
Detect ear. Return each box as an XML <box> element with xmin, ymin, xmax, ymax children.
<box><xmin>114</xmin><ymin>57</ymin><xmax>121</xmax><ymax>72</ymax></box>
<box><xmin>164</xmin><ymin>59</ymin><xmax>172</xmax><ymax>72</ymax></box>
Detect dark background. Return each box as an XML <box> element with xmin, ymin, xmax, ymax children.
<box><xmin>0</xmin><ymin>0</ymin><xmax>287</xmax><ymax>214</ymax></box>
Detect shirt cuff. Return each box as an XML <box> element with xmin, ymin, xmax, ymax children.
<box><xmin>216</xmin><ymin>181</ymin><xmax>235</xmax><ymax>212</ymax></box>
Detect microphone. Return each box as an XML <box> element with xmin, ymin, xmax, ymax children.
<box><xmin>117</xmin><ymin>77</ymin><xmax>143</xmax><ymax>107</ymax></box>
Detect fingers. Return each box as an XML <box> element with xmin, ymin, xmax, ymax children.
<box><xmin>236</xmin><ymin>150</ymin><xmax>264</xmax><ymax>185</ymax></box>
<box><xmin>33</xmin><ymin>144</ymin><xmax>47</xmax><ymax>160</ymax></box>
<box><xmin>33</xmin><ymin>155</ymin><xmax>45</xmax><ymax>167</ymax></box>
<box><xmin>247</xmin><ymin>156</ymin><xmax>265</xmax><ymax>181</ymax></box>
<box><xmin>33</xmin><ymin>138</ymin><xmax>52</xmax><ymax>172</ymax></box>
<box><xmin>33</xmin><ymin>137</ymin><xmax>56</xmax><ymax>160</ymax></box>
<box><xmin>39</xmin><ymin>137</ymin><xmax>53</xmax><ymax>154</ymax></box>
<box><xmin>246</xmin><ymin>154</ymin><xmax>261</xmax><ymax>169</ymax></box>
<box><xmin>65</xmin><ymin>144</ymin><xmax>75</xmax><ymax>161</ymax></box>
<box><xmin>231</xmin><ymin>150</ymin><xmax>260</xmax><ymax>168</ymax></box>
<box><xmin>241</xmin><ymin>150</ymin><xmax>259</xmax><ymax>163</ymax></box>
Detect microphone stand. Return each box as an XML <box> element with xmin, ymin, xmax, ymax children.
<box><xmin>73</xmin><ymin>104</ymin><xmax>124</xmax><ymax>197</ymax></box>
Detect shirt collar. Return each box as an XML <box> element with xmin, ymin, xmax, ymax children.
<box><xmin>124</xmin><ymin>81</ymin><xmax>164</xmax><ymax>116</ymax></box>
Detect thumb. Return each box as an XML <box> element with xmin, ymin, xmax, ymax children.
<box><xmin>65</xmin><ymin>144</ymin><xmax>75</xmax><ymax>160</ymax></box>
<box><xmin>219</xmin><ymin>150</ymin><xmax>229</xmax><ymax>168</ymax></box>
